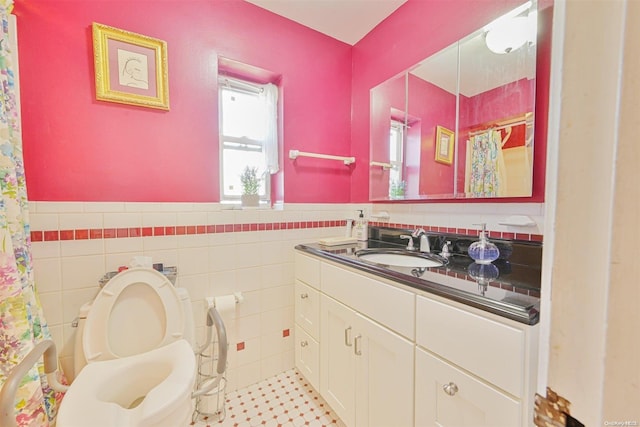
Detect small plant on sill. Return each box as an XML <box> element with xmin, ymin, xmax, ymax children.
<box><xmin>240</xmin><ymin>166</ymin><xmax>260</xmax><ymax>207</ymax></box>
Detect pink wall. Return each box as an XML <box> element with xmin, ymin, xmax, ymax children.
<box><xmin>15</xmin><ymin>0</ymin><xmax>352</xmax><ymax>202</ymax></box>
<box><xmin>16</xmin><ymin>0</ymin><xmax>551</xmax><ymax>204</ymax></box>
<box><xmin>351</xmin><ymin>0</ymin><xmax>551</xmax><ymax>203</ymax></box>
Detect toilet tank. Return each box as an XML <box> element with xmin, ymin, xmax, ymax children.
<box><xmin>176</xmin><ymin>287</ymin><xmax>196</xmax><ymax>351</ymax></box>
<box><xmin>72</xmin><ymin>302</ymin><xmax>92</xmax><ymax>380</ymax></box>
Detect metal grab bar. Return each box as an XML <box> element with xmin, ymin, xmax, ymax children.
<box><xmin>0</xmin><ymin>339</ymin><xmax>69</xmax><ymax>427</ymax></box>
<box><xmin>192</xmin><ymin>306</ymin><xmax>228</xmax><ymax>398</ymax></box>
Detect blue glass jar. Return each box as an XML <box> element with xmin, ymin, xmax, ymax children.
<box><xmin>468</xmin><ymin>224</ymin><xmax>500</xmax><ymax>264</ymax></box>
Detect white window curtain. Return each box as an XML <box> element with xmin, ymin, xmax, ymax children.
<box><xmin>261</xmin><ymin>82</ymin><xmax>279</xmax><ymax>174</ymax></box>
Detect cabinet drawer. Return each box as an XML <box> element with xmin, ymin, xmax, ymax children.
<box><xmin>416</xmin><ymin>296</ymin><xmax>525</xmax><ymax>397</ymax></box>
<box><xmin>415</xmin><ymin>348</ymin><xmax>521</xmax><ymax>427</ymax></box>
<box><xmin>321</xmin><ymin>262</ymin><xmax>415</xmax><ymax>339</ymax></box>
<box><xmin>295</xmin><ymin>252</ymin><xmax>321</xmax><ymax>289</ymax></box>
<box><xmin>295</xmin><ymin>325</ymin><xmax>320</xmax><ymax>391</ymax></box>
<box><xmin>295</xmin><ymin>280</ymin><xmax>320</xmax><ymax>340</ymax></box>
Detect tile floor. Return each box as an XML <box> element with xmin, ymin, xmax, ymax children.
<box><xmin>192</xmin><ymin>369</ymin><xmax>346</xmax><ymax>427</ymax></box>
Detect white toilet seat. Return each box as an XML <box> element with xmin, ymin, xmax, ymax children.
<box><xmin>83</xmin><ymin>268</ymin><xmax>185</xmax><ymax>362</ymax></box>
<box><xmin>57</xmin><ymin>340</ymin><xmax>196</xmax><ymax>427</ymax></box>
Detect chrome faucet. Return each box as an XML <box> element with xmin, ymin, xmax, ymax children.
<box><xmin>400</xmin><ymin>234</ymin><xmax>415</xmax><ymax>250</ymax></box>
<box><xmin>412</xmin><ymin>228</ymin><xmax>430</xmax><ymax>253</ymax></box>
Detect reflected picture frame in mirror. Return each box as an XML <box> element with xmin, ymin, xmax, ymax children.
<box><xmin>434</xmin><ymin>126</ymin><xmax>455</xmax><ymax>165</ymax></box>
<box><xmin>369</xmin><ymin>0</ymin><xmax>542</xmax><ymax>201</ymax></box>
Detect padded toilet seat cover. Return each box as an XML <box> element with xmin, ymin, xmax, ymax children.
<box><xmin>83</xmin><ymin>268</ymin><xmax>184</xmax><ymax>362</ymax></box>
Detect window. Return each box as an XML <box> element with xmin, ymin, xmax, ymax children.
<box><xmin>219</xmin><ymin>76</ymin><xmax>278</xmax><ymax>203</ymax></box>
<box><xmin>389</xmin><ymin>119</ymin><xmax>405</xmax><ymax>198</ymax></box>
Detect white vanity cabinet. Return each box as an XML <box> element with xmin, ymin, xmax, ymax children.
<box><xmin>319</xmin><ymin>262</ymin><xmax>415</xmax><ymax>427</ymax></box>
<box><xmin>415</xmin><ymin>295</ymin><xmax>538</xmax><ymax>427</ymax></box>
<box><xmin>294</xmin><ymin>250</ymin><xmax>538</xmax><ymax>427</ymax></box>
<box><xmin>320</xmin><ymin>294</ymin><xmax>414</xmax><ymax>427</ymax></box>
<box><xmin>415</xmin><ymin>348</ymin><xmax>520</xmax><ymax>426</ymax></box>
<box><xmin>294</xmin><ymin>253</ymin><xmax>321</xmax><ymax>390</ymax></box>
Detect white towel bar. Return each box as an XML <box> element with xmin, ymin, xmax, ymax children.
<box><xmin>369</xmin><ymin>161</ymin><xmax>392</xmax><ymax>170</ymax></box>
<box><xmin>289</xmin><ymin>149</ymin><xmax>355</xmax><ymax>165</ymax></box>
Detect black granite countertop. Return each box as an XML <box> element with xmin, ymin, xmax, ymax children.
<box><xmin>295</xmin><ymin>235</ymin><xmax>541</xmax><ymax>325</ymax></box>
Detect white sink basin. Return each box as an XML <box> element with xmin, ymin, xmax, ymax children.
<box><xmin>356</xmin><ymin>250</ymin><xmax>445</xmax><ymax>268</ymax></box>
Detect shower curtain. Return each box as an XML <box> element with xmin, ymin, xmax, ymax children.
<box><xmin>466</xmin><ymin>129</ymin><xmax>507</xmax><ymax>197</ymax></box>
<box><xmin>0</xmin><ymin>3</ymin><xmax>64</xmax><ymax>426</ymax></box>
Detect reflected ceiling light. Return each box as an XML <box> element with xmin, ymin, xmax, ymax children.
<box><xmin>484</xmin><ymin>1</ymin><xmax>536</xmax><ymax>55</ymax></box>
<box><xmin>485</xmin><ymin>16</ymin><xmax>529</xmax><ymax>54</ymax></box>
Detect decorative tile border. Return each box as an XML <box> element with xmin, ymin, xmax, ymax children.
<box><xmin>428</xmin><ymin>265</ymin><xmax>541</xmax><ymax>298</ymax></box>
<box><xmin>30</xmin><ymin>220</ymin><xmax>543</xmax><ymax>243</ymax></box>
<box><xmin>369</xmin><ymin>221</ymin><xmax>543</xmax><ymax>242</ymax></box>
<box><xmin>30</xmin><ymin>220</ymin><xmax>348</xmax><ymax>242</ymax></box>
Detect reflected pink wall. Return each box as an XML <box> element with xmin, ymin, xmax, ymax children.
<box><xmin>369</xmin><ymin>74</ymin><xmax>405</xmax><ymax>199</ymax></box>
<box><xmin>407</xmin><ymin>74</ymin><xmax>457</xmax><ymax>196</ymax></box>
<box><xmin>456</xmin><ymin>77</ymin><xmax>537</xmax><ymax>192</ymax></box>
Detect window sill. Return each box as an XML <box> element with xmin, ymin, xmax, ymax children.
<box><xmin>220</xmin><ymin>201</ymin><xmax>281</xmax><ymax>211</ymax></box>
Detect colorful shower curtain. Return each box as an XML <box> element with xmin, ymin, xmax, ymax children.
<box><xmin>0</xmin><ymin>3</ymin><xmax>64</xmax><ymax>426</ymax></box>
<box><xmin>466</xmin><ymin>129</ymin><xmax>507</xmax><ymax>197</ymax></box>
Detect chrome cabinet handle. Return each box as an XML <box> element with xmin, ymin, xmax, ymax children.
<box><xmin>443</xmin><ymin>382</ymin><xmax>459</xmax><ymax>396</ymax></box>
<box><xmin>300</xmin><ymin>341</ymin><xmax>308</xmax><ymax>347</ymax></box>
<box><xmin>354</xmin><ymin>335</ymin><xmax>362</xmax><ymax>356</ymax></box>
<box><xmin>344</xmin><ymin>327</ymin><xmax>352</xmax><ymax>346</ymax></box>
<box><xmin>300</xmin><ymin>293</ymin><xmax>309</xmax><ymax>299</ymax></box>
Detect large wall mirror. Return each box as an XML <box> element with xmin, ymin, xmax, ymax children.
<box><xmin>369</xmin><ymin>1</ymin><xmax>540</xmax><ymax>201</ymax></box>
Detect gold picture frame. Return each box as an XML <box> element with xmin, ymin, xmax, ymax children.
<box><xmin>92</xmin><ymin>23</ymin><xmax>169</xmax><ymax>110</ymax></box>
<box><xmin>434</xmin><ymin>125</ymin><xmax>455</xmax><ymax>165</ymax></box>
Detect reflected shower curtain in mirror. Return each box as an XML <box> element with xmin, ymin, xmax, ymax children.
<box><xmin>0</xmin><ymin>5</ymin><xmax>64</xmax><ymax>426</ymax></box>
<box><xmin>465</xmin><ymin>129</ymin><xmax>507</xmax><ymax>197</ymax></box>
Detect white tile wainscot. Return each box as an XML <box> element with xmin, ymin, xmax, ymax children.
<box><xmin>294</xmin><ymin>250</ymin><xmax>539</xmax><ymax>427</ymax></box>
<box><xmin>28</xmin><ymin>201</ymin><xmax>363</xmax><ymax>391</ymax></box>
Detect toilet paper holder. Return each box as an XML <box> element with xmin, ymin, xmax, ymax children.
<box><xmin>191</xmin><ymin>292</ymin><xmax>243</xmax><ymax>423</ymax></box>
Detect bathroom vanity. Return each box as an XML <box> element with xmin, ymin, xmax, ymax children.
<box><xmin>294</xmin><ymin>231</ymin><xmax>540</xmax><ymax>427</ymax></box>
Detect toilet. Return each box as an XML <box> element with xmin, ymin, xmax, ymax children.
<box><xmin>57</xmin><ymin>268</ymin><xmax>197</xmax><ymax>427</ymax></box>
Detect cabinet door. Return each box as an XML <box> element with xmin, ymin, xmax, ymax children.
<box><xmin>354</xmin><ymin>313</ymin><xmax>414</xmax><ymax>427</ymax></box>
<box><xmin>416</xmin><ymin>295</ymin><xmax>525</xmax><ymax>397</ymax></box>
<box><xmin>295</xmin><ymin>324</ymin><xmax>320</xmax><ymax>391</ymax></box>
<box><xmin>320</xmin><ymin>295</ymin><xmax>357</xmax><ymax>427</ymax></box>
<box><xmin>415</xmin><ymin>348</ymin><xmax>521</xmax><ymax>427</ymax></box>
<box><xmin>295</xmin><ymin>280</ymin><xmax>320</xmax><ymax>340</ymax></box>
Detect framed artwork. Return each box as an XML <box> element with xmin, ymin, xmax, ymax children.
<box><xmin>92</xmin><ymin>23</ymin><xmax>169</xmax><ymax>110</ymax></box>
<box><xmin>434</xmin><ymin>125</ymin><xmax>455</xmax><ymax>165</ymax></box>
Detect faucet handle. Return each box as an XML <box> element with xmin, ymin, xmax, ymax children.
<box><xmin>412</xmin><ymin>228</ymin><xmax>426</xmax><ymax>237</ymax></box>
<box><xmin>441</xmin><ymin>240</ymin><xmax>452</xmax><ymax>256</ymax></box>
<box><xmin>399</xmin><ymin>235</ymin><xmax>414</xmax><ymax>250</ymax></box>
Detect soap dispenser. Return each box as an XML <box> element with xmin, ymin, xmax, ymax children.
<box><xmin>354</xmin><ymin>210</ymin><xmax>368</xmax><ymax>241</ymax></box>
<box><xmin>468</xmin><ymin>223</ymin><xmax>499</xmax><ymax>264</ymax></box>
